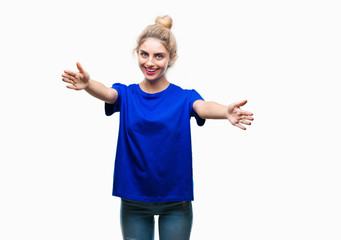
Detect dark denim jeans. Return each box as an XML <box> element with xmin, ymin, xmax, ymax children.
<box><xmin>120</xmin><ymin>198</ymin><xmax>193</xmax><ymax>240</ymax></box>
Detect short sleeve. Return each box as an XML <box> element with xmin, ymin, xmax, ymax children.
<box><xmin>105</xmin><ymin>83</ymin><xmax>125</xmax><ymax>116</ymax></box>
<box><xmin>189</xmin><ymin>90</ymin><xmax>206</xmax><ymax>126</ymax></box>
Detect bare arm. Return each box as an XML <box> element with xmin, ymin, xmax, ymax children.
<box><xmin>62</xmin><ymin>62</ymin><xmax>118</xmax><ymax>104</ymax></box>
<box><xmin>193</xmin><ymin>99</ymin><xmax>254</xmax><ymax>130</ymax></box>
<box><xmin>84</xmin><ymin>79</ymin><xmax>118</xmax><ymax>104</ymax></box>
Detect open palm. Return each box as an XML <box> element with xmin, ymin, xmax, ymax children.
<box><xmin>227</xmin><ymin>100</ymin><xmax>254</xmax><ymax>130</ymax></box>
<box><xmin>62</xmin><ymin>62</ymin><xmax>90</xmax><ymax>90</ymax></box>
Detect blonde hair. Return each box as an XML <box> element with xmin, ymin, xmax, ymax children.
<box><xmin>135</xmin><ymin>15</ymin><xmax>178</xmax><ymax>64</ymax></box>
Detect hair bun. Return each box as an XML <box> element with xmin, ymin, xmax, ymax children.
<box><xmin>155</xmin><ymin>15</ymin><xmax>173</xmax><ymax>29</ymax></box>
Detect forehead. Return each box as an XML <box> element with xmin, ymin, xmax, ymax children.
<box><xmin>139</xmin><ymin>38</ymin><xmax>169</xmax><ymax>54</ymax></box>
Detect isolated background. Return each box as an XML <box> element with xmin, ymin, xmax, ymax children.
<box><xmin>1</xmin><ymin>0</ymin><xmax>340</xmax><ymax>239</ymax></box>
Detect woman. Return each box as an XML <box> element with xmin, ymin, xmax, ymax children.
<box><xmin>62</xmin><ymin>15</ymin><xmax>253</xmax><ymax>240</ymax></box>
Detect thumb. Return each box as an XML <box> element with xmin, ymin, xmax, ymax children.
<box><xmin>236</xmin><ymin>99</ymin><xmax>248</xmax><ymax>108</ymax></box>
<box><xmin>76</xmin><ymin>62</ymin><xmax>85</xmax><ymax>73</ymax></box>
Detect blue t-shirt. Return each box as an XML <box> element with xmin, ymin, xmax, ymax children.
<box><xmin>105</xmin><ymin>83</ymin><xmax>205</xmax><ymax>202</ymax></box>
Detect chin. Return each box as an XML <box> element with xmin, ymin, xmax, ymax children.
<box><xmin>144</xmin><ymin>73</ymin><xmax>162</xmax><ymax>81</ymax></box>
<box><xmin>145</xmin><ymin>77</ymin><xmax>160</xmax><ymax>82</ymax></box>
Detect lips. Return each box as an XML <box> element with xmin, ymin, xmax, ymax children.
<box><xmin>145</xmin><ymin>67</ymin><xmax>158</xmax><ymax>75</ymax></box>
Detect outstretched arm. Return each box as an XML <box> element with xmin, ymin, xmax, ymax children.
<box><xmin>62</xmin><ymin>62</ymin><xmax>118</xmax><ymax>104</ymax></box>
<box><xmin>193</xmin><ymin>99</ymin><xmax>254</xmax><ymax>130</ymax></box>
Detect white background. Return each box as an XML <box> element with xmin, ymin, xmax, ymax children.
<box><xmin>1</xmin><ymin>0</ymin><xmax>340</xmax><ymax>239</ymax></box>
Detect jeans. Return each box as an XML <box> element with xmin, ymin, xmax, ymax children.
<box><xmin>120</xmin><ymin>198</ymin><xmax>193</xmax><ymax>240</ymax></box>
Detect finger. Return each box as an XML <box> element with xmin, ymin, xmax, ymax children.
<box><xmin>240</xmin><ymin>115</ymin><xmax>254</xmax><ymax>121</ymax></box>
<box><xmin>236</xmin><ymin>99</ymin><xmax>248</xmax><ymax>108</ymax></box>
<box><xmin>240</xmin><ymin>109</ymin><xmax>253</xmax><ymax>116</ymax></box>
<box><xmin>66</xmin><ymin>84</ymin><xmax>76</xmax><ymax>90</ymax></box>
<box><xmin>239</xmin><ymin>120</ymin><xmax>251</xmax><ymax>125</ymax></box>
<box><xmin>64</xmin><ymin>70</ymin><xmax>76</xmax><ymax>77</ymax></box>
<box><xmin>62</xmin><ymin>73</ymin><xmax>76</xmax><ymax>81</ymax></box>
<box><xmin>76</xmin><ymin>62</ymin><xmax>85</xmax><ymax>74</ymax></box>
<box><xmin>234</xmin><ymin>123</ymin><xmax>247</xmax><ymax>130</ymax></box>
<box><xmin>62</xmin><ymin>77</ymin><xmax>74</xmax><ymax>84</ymax></box>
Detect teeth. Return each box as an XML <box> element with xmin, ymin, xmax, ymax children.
<box><xmin>146</xmin><ymin>68</ymin><xmax>157</xmax><ymax>72</ymax></box>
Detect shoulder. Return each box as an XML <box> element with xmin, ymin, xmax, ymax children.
<box><xmin>170</xmin><ymin>83</ymin><xmax>194</xmax><ymax>94</ymax></box>
<box><xmin>111</xmin><ymin>83</ymin><xmax>138</xmax><ymax>89</ymax></box>
<box><xmin>170</xmin><ymin>84</ymin><xmax>203</xmax><ymax>98</ymax></box>
<box><xmin>111</xmin><ymin>83</ymin><xmax>138</xmax><ymax>94</ymax></box>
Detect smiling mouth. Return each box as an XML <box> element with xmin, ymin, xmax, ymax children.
<box><xmin>145</xmin><ymin>67</ymin><xmax>158</xmax><ymax>75</ymax></box>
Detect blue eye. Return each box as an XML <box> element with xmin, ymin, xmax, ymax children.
<box><xmin>141</xmin><ymin>52</ymin><xmax>148</xmax><ymax>57</ymax></box>
<box><xmin>156</xmin><ymin>54</ymin><xmax>163</xmax><ymax>59</ymax></box>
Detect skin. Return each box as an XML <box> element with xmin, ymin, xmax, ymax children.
<box><xmin>62</xmin><ymin>62</ymin><xmax>118</xmax><ymax>104</ymax></box>
<box><xmin>61</xmin><ymin>37</ymin><xmax>253</xmax><ymax>130</ymax></box>
<box><xmin>193</xmin><ymin>99</ymin><xmax>253</xmax><ymax>130</ymax></box>
<box><xmin>137</xmin><ymin>37</ymin><xmax>176</xmax><ymax>94</ymax></box>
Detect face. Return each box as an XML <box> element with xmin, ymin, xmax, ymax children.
<box><xmin>137</xmin><ymin>37</ymin><xmax>175</xmax><ymax>82</ymax></box>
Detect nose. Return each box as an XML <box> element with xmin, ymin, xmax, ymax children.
<box><xmin>146</xmin><ymin>56</ymin><xmax>155</xmax><ymax>67</ymax></box>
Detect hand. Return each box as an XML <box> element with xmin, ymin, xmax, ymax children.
<box><xmin>226</xmin><ymin>100</ymin><xmax>254</xmax><ymax>130</ymax></box>
<box><xmin>62</xmin><ymin>62</ymin><xmax>90</xmax><ymax>90</ymax></box>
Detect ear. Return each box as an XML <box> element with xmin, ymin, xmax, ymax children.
<box><xmin>168</xmin><ymin>53</ymin><xmax>177</xmax><ymax>67</ymax></box>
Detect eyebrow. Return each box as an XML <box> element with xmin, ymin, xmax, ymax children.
<box><xmin>139</xmin><ymin>50</ymin><xmax>166</xmax><ymax>56</ymax></box>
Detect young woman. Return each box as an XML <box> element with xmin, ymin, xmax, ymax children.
<box><xmin>62</xmin><ymin>15</ymin><xmax>253</xmax><ymax>240</ymax></box>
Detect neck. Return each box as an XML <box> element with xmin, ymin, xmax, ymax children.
<box><xmin>139</xmin><ymin>77</ymin><xmax>170</xmax><ymax>94</ymax></box>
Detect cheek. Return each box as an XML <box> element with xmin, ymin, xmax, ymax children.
<box><xmin>160</xmin><ymin>59</ymin><xmax>170</xmax><ymax>69</ymax></box>
<box><xmin>138</xmin><ymin>58</ymin><xmax>145</xmax><ymax>69</ymax></box>
<box><xmin>137</xmin><ymin>56</ymin><xmax>143</xmax><ymax>65</ymax></box>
